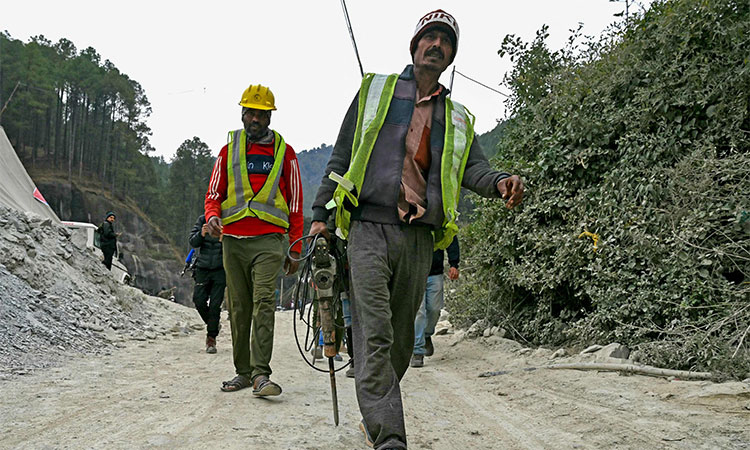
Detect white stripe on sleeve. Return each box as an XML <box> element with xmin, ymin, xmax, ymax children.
<box><xmin>290</xmin><ymin>159</ymin><xmax>301</xmax><ymax>213</ymax></box>
<box><xmin>207</xmin><ymin>155</ymin><xmax>222</xmax><ymax>200</ymax></box>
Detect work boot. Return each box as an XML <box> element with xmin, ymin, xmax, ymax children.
<box><xmin>206</xmin><ymin>336</ymin><xmax>217</xmax><ymax>354</ymax></box>
<box><xmin>425</xmin><ymin>336</ymin><xmax>434</xmax><ymax>357</ymax></box>
<box><xmin>410</xmin><ymin>354</ymin><xmax>424</xmax><ymax>368</ymax></box>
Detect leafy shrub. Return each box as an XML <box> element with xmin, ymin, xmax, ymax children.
<box><xmin>449</xmin><ymin>0</ymin><xmax>750</xmax><ymax>378</ymax></box>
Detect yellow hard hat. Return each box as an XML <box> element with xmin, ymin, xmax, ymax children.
<box><xmin>239</xmin><ymin>84</ymin><xmax>277</xmax><ymax>110</ymax></box>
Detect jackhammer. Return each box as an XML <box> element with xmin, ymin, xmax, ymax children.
<box><xmin>289</xmin><ymin>232</ymin><xmax>350</xmax><ymax>426</ymax></box>
<box><xmin>311</xmin><ymin>236</ymin><xmax>339</xmax><ymax>425</ymax></box>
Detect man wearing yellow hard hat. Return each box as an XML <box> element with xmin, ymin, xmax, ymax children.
<box><xmin>204</xmin><ymin>84</ymin><xmax>303</xmax><ymax>396</ymax></box>
<box><xmin>311</xmin><ymin>9</ymin><xmax>524</xmax><ymax>449</ymax></box>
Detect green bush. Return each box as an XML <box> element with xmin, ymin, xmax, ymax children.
<box><xmin>449</xmin><ymin>0</ymin><xmax>750</xmax><ymax>378</ymax></box>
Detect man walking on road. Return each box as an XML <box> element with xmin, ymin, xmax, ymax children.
<box><xmin>410</xmin><ymin>236</ymin><xmax>459</xmax><ymax>368</ymax></box>
<box><xmin>189</xmin><ymin>214</ymin><xmax>226</xmax><ymax>354</ymax></box>
<box><xmin>98</xmin><ymin>211</ymin><xmax>120</xmax><ymax>271</ymax></box>
<box><xmin>204</xmin><ymin>84</ymin><xmax>303</xmax><ymax>396</ymax></box>
<box><xmin>310</xmin><ymin>9</ymin><xmax>524</xmax><ymax>449</ymax></box>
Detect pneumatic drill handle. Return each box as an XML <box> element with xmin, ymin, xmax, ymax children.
<box><xmin>312</xmin><ymin>236</ymin><xmax>338</xmax><ymax>358</ymax></box>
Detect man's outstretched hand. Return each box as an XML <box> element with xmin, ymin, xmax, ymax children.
<box><xmin>497</xmin><ymin>175</ymin><xmax>524</xmax><ymax>209</ymax></box>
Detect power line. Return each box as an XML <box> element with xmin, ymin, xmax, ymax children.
<box><xmin>339</xmin><ymin>0</ymin><xmax>364</xmax><ymax>78</ymax></box>
<box><xmin>0</xmin><ymin>81</ymin><xmax>21</xmax><ymax>121</ymax></box>
<box><xmin>453</xmin><ymin>69</ymin><xmax>510</xmax><ymax>98</ymax></box>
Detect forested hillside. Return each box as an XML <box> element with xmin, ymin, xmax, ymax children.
<box><xmin>296</xmin><ymin>143</ymin><xmax>333</xmax><ymax>215</ymax></box>
<box><xmin>476</xmin><ymin>121</ymin><xmax>506</xmax><ymax>160</ymax></box>
<box><xmin>0</xmin><ymin>33</ymin><xmax>213</xmax><ymax>249</ymax></box>
<box><xmin>451</xmin><ymin>0</ymin><xmax>749</xmax><ymax>378</ymax></box>
<box><xmin>0</xmin><ymin>34</ymin><xmax>154</xmax><ymax>195</ymax></box>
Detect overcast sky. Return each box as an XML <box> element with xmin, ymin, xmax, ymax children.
<box><xmin>3</xmin><ymin>1</ymin><xmax>645</xmax><ymax>160</ymax></box>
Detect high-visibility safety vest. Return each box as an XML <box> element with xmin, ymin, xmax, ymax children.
<box><xmin>220</xmin><ymin>129</ymin><xmax>290</xmax><ymax>228</ymax></box>
<box><xmin>327</xmin><ymin>72</ymin><xmax>475</xmax><ymax>250</ymax></box>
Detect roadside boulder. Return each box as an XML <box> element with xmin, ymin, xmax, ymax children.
<box><xmin>596</xmin><ymin>343</ymin><xmax>631</xmax><ymax>360</ymax></box>
<box><xmin>580</xmin><ymin>344</ymin><xmax>603</xmax><ymax>354</ymax></box>
<box><xmin>467</xmin><ymin>319</ymin><xmax>490</xmax><ymax>338</ymax></box>
<box><xmin>434</xmin><ymin>320</ymin><xmax>452</xmax><ymax>335</ymax></box>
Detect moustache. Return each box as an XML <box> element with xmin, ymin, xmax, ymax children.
<box><xmin>426</xmin><ymin>48</ymin><xmax>444</xmax><ymax>59</ymax></box>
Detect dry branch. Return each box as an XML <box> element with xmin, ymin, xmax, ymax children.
<box><xmin>479</xmin><ymin>362</ymin><xmax>714</xmax><ymax>380</ymax></box>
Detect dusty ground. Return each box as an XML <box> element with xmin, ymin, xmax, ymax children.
<box><xmin>1</xmin><ymin>306</ymin><xmax>749</xmax><ymax>450</ymax></box>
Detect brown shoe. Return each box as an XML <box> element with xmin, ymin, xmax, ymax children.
<box><xmin>206</xmin><ymin>336</ymin><xmax>217</xmax><ymax>354</ymax></box>
<box><xmin>252</xmin><ymin>375</ymin><xmax>282</xmax><ymax>397</ymax></box>
<box><xmin>410</xmin><ymin>354</ymin><xmax>424</xmax><ymax>368</ymax></box>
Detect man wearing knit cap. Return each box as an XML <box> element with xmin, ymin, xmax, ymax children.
<box><xmin>311</xmin><ymin>9</ymin><xmax>524</xmax><ymax>449</ymax></box>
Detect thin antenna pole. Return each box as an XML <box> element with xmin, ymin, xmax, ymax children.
<box><xmin>609</xmin><ymin>0</ymin><xmax>631</xmax><ymax>21</ymax></box>
<box><xmin>339</xmin><ymin>0</ymin><xmax>365</xmax><ymax>78</ymax></box>
<box><xmin>448</xmin><ymin>66</ymin><xmax>456</xmax><ymax>96</ymax></box>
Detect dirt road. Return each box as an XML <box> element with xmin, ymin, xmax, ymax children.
<box><xmin>2</xmin><ymin>307</ymin><xmax>749</xmax><ymax>449</ymax></box>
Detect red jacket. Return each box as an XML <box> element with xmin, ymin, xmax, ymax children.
<box><xmin>205</xmin><ymin>133</ymin><xmax>304</xmax><ymax>254</ymax></box>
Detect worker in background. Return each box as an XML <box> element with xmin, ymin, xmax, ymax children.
<box><xmin>310</xmin><ymin>9</ymin><xmax>524</xmax><ymax>449</ymax></box>
<box><xmin>204</xmin><ymin>84</ymin><xmax>303</xmax><ymax>396</ymax></box>
<box><xmin>189</xmin><ymin>214</ymin><xmax>226</xmax><ymax>354</ymax></box>
<box><xmin>410</xmin><ymin>236</ymin><xmax>459</xmax><ymax>368</ymax></box>
<box><xmin>98</xmin><ymin>211</ymin><xmax>120</xmax><ymax>270</ymax></box>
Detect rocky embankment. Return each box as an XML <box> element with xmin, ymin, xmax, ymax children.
<box><xmin>0</xmin><ymin>206</ymin><xmax>196</xmax><ymax>379</ymax></box>
<box><xmin>34</xmin><ymin>178</ymin><xmax>192</xmax><ymax>304</ymax></box>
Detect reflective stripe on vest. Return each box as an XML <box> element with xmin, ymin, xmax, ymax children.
<box><xmin>221</xmin><ymin>129</ymin><xmax>290</xmax><ymax>228</ymax></box>
<box><xmin>434</xmin><ymin>97</ymin><xmax>474</xmax><ymax>250</ymax></box>
<box><xmin>328</xmin><ymin>73</ymin><xmax>475</xmax><ymax>249</ymax></box>
<box><xmin>329</xmin><ymin>73</ymin><xmax>399</xmax><ymax>240</ymax></box>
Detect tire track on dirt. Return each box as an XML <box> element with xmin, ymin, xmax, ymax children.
<box><xmin>504</xmin><ymin>375</ymin><xmax>681</xmax><ymax>449</ymax></box>
<box><xmin>403</xmin><ymin>364</ymin><xmax>581</xmax><ymax>449</ymax></box>
<box><xmin>518</xmin><ymin>372</ymin><xmax>749</xmax><ymax>449</ymax></box>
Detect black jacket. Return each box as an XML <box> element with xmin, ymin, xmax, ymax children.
<box><xmin>98</xmin><ymin>221</ymin><xmax>117</xmax><ymax>250</ymax></box>
<box><xmin>189</xmin><ymin>215</ymin><xmax>224</xmax><ymax>270</ymax></box>
<box><xmin>430</xmin><ymin>236</ymin><xmax>459</xmax><ymax>276</ymax></box>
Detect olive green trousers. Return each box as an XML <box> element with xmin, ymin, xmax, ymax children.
<box><xmin>223</xmin><ymin>234</ymin><xmax>284</xmax><ymax>381</ymax></box>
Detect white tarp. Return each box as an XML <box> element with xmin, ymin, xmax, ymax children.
<box><xmin>0</xmin><ymin>126</ymin><xmax>61</xmax><ymax>224</ymax></box>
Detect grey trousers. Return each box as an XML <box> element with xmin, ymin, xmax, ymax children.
<box><xmin>347</xmin><ymin>221</ymin><xmax>433</xmax><ymax>450</ymax></box>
